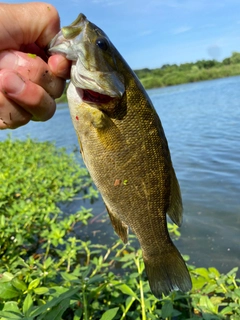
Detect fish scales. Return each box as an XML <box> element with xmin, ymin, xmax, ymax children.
<box><xmin>49</xmin><ymin>13</ymin><xmax>192</xmax><ymax>298</ymax></box>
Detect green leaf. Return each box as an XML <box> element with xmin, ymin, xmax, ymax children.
<box><xmin>115</xmin><ymin>253</ymin><xmax>135</xmax><ymax>262</ymax></box>
<box><xmin>89</xmin><ymin>283</ymin><xmax>107</xmax><ymax>300</ymax></box>
<box><xmin>208</xmin><ymin>267</ymin><xmax>220</xmax><ymax>278</ymax></box>
<box><xmin>117</xmin><ymin>284</ymin><xmax>139</xmax><ymax>299</ymax></box>
<box><xmin>220</xmin><ymin>306</ymin><xmax>233</xmax><ymax>315</ymax></box>
<box><xmin>227</xmin><ymin>267</ymin><xmax>238</xmax><ymax>276</ymax></box>
<box><xmin>23</xmin><ymin>294</ymin><xmax>33</xmax><ymax>316</ymax></box>
<box><xmin>11</xmin><ymin>278</ymin><xmax>27</xmax><ymax>292</ymax></box>
<box><xmin>192</xmin><ymin>277</ymin><xmax>207</xmax><ymax>290</ymax></box>
<box><xmin>81</xmin><ymin>265</ymin><xmax>92</xmax><ymax>279</ymax></box>
<box><xmin>234</xmin><ymin>288</ymin><xmax>240</xmax><ymax>297</ymax></box>
<box><xmin>0</xmin><ymin>310</ymin><xmax>22</xmax><ymax>319</ymax></box>
<box><xmin>87</xmin><ymin>275</ymin><xmax>105</xmax><ymax>284</ymax></box>
<box><xmin>193</xmin><ymin>268</ymin><xmax>210</xmax><ymax>279</ymax></box>
<box><xmin>28</xmin><ymin>279</ymin><xmax>40</xmax><ymax>290</ymax></box>
<box><xmin>30</xmin><ymin>287</ymin><xmax>79</xmax><ymax>317</ymax></box>
<box><xmin>199</xmin><ymin>295</ymin><xmax>218</xmax><ymax>313</ymax></box>
<box><xmin>161</xmin><ymin>301</ymin><xmax>174</xmax><ymax>318</ymax></box>
<box><xmin>0</xmin><ymin>282</ymin><xmax>20</xmax><ymax>300</ymax></box>
<box><xmin>34</xmin><ymin>287</ymin><xmax>49</xmax><ymax>295</ymax></box>
<box><xmin>125</xmin><ymin>296</ymin><xmax>136</xmax><ymax>311</ymax></box>
<box><xmin>39</xmin><ymin>298</ymin><xmax>70</xmax><ymax>320</ymax></box>
<box><xmin>43</xmin><ymin>257</ymin><xmax>55</xmax><ymax>270</ymax></box>
<box><xmin>60</xmin><ymin>272</ymin><xmax>78</xmax><ymax>282</ymax></box>
<box><xmin>0</xmin><ymin>214</ymin><xmax>5</xmax><ymax>227</ymax></box>
<box><xmin>2</xmin><ymin>301</ymin><xmax>19</xmax><ymax>311</ymax></box>
<box><xmin>146</xmin><ymin>313</ymin><xmax>160</xmax><ymax>320</ymax></box>
<box><xmin>100</xmin><ymin>307</ymin><xmax>119</xmax><ymax>320</ymax></box>
<box><xmin>0</xmin><ymin>273</ymin><xmax>14</xmax><ymax>283</ymax></box>
<box><xmin>2</xmin><ymin>301</ymin><xmax>22</xmax><ymax>316</ymax></box>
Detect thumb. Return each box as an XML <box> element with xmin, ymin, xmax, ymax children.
<box><xmin>0</xmin><ymin>2</ymin><xmax>60</xmax><ymax>50</ymax></box>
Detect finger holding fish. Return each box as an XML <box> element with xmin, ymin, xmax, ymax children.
<box><xmin>0</xmin><ymin>50</ymin><xmax>70</xmax><ymax>129</ymax></box>
<box><xmin>0</xmin><ymin>50</ymin><xmax>65</xmax><ymax>98</ymax></box>
<box><xmin>0</xmin><ymin>69</ymin><xmax>56</xmax><ymax>128</ymax></box>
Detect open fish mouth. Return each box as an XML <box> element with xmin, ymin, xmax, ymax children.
<box><xmin>80</xmin><ymin>88</ymin><xmax>115</xmax><ymax>104</ymax></box>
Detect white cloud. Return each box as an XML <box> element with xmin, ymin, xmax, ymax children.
<box><xmin>138</xmin><ymin>30</ymin><xmax>154</xmax><ymax>37</ymax></box>
<box><xmin>199</xmin><ymin>24</ymin><xmax>216</xmax><ymax>29</ymax></box>
<box><xmin>172</xmin><ymin>26</ymin><xmax>192</xmax><ymax>35</ymax></box>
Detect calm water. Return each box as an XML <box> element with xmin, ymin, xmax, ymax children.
<box><xmin>1</xmin><ymin>76</ymin><xmax>240</xmax><ymax>273</ymax></box>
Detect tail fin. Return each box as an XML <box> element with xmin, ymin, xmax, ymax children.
<box><xmin>143</xmin><ymin>245</ymin><xmax>192</xmax><ymax>299</ymax></box>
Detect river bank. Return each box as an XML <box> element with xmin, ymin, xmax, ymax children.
<box><xmin>136</xmin><ymin>63</ymin><xmax>240</xmax><ymax>89</ymax></box>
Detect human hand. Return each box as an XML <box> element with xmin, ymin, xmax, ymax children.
<box><xmin>0</xmin><ymin>2</ymin><xmax>71</xmax><ymax>129</ymax></box>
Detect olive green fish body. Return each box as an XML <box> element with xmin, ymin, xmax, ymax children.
<box><xmin>49</xmin><ymin>14</ymin><xmax>192</xmax><ymax>298</ymax></box>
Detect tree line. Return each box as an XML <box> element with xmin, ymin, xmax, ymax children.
<box><xmin>134</xmin><ymin>51</ymin><xmax>240</xmax><ymax>89</ymax></box>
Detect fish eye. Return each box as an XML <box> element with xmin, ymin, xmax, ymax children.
<box><xmin>95</xmin><ymin>37</ymin><xmax>109</xmax><ymax>51</ymax></box>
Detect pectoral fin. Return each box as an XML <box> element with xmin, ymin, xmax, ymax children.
<box><xmin>167</xmin><ymin>167</ymin><xmax>183</xmax><ymax>227</ymax></box>
<box><xmin>105</xmin><ymin>205</ymin><xmax>129</xmax><ymax>243</ymax></box>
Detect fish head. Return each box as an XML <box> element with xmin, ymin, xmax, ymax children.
<box><xmin>49</xmin><ymin>13</ymin><xmax>125</xmax><ymax>106</ymax></box>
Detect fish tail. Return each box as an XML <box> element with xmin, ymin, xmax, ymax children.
<box><xmin>142</xmin><ymin>244</ymin><xmax>192</xmax><ymax>298</ymax></box>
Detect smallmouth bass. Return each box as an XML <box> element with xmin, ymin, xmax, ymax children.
<box><xmin>49</xmin><ymin>14</ymin><xmax>192</xmax><ymax>298</ymax></box>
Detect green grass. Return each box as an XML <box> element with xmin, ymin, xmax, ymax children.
<box><xmin>0</xmin><ymin>137</ymin><xmax>239</xmax><ymax>319</ymax></box>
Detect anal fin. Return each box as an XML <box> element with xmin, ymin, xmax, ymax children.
<box><xmin>167</xmin><ymin>167</ymin><xmax>183</xmax><ymax>227</ymax></box>
<box><xmin>105</xmin><ymin>205</ymin><xmax>129</xmax><ymax>243</ymax></box>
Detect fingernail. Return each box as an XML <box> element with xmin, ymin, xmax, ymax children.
<box><xmin>0</xmin><ymin>50</ymin><xmax>29</xmax><ymax>70</ymax></box>
<box><xmin>0</xmin><ymin>71</ymin><xmax>26</xmax><ymax>95</ymax></box>
<box><xmin>0</xmin><ymin>51</ymin><xmax>18</xmax><ymax>69</ymax></box>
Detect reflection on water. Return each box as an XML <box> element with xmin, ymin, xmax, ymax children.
<box><xmin>1</xmin><ymin>76</ymin><xmax>240</xmax><ymax>273</ymax></box>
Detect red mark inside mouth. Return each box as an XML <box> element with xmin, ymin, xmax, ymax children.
<box><xmin>82</xmin><ymin>89</ymin><xmax>114</xmax><ymax>104</ymax></box>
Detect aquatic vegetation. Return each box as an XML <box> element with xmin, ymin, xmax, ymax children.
<box><xmin>0</xmin><ymin>138</ymin><xmax>239</xmax><ymax>319</ymax></box>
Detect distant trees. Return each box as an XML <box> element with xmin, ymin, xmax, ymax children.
<box><xmin>230</xmin><ymin>51</ymin><xmax>240</xmax><ymax>64</ymax></box>
<box><xmin>134</xmin><ymin>52</ymin><xmax>240</xmax><ymax>89</ymax></box>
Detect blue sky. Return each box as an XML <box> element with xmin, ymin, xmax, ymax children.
<box><xmin>8</xmin><ymin>0</ymin><xmax>240</xmax><ymax>69</ymax></box>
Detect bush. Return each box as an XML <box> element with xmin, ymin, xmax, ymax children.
<box><xmin>0</xmin><ymin>137</ymin><xmax>239</xmax><ymax>319</ymax></box>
